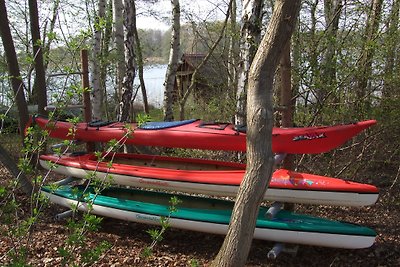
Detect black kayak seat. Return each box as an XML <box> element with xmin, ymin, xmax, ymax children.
<box><xmin>234</xmin><ymin>124</ymin><xmax>247</xmax><ymax>133</ymax></box>
<box><xmin>88</xmin><ymin>120</ymin><xmax>116</xmax><ymax>127</ymax></box>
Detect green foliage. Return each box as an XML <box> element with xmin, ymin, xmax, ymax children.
<box><xmin>136</xmin><ymin>113</ymin><xmax>151</xmax><ymax>126</ymax></box>
<box><xmin>189</xmin><ymin>258</ymin><xmax>200</xmax><ymax>267</ymax></box>
<box><xmin>141</xmin><ymin>196</ymin><xmax>181</xmax><ymax>259</ymax></box>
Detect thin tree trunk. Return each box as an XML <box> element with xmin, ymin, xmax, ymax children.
<box><xmin>308</xmin><ymin>0</ymin><xmax>319</xmax><ymax>109</ymax></box>
<box><xmin>211</xmin><ymin>1</ymin><xmax>301</xmax><ymax>266</ymax></box>
<box><xmin>355</xmin><ymin>0</ymin><xmax>383</xmax><ymax>115</ymax></box>
<box><xmin>280</xmin><ymin>42</ymin><xmax>295</xmax><ymax>169</ymax></box>
<box><xmin>28</xmin><ymin>0</ymin><xmax>47</xmax><ymax>116</ymax></box>
<box><xmin>113</xmin><ymin>0</ymin><xmax>125</xmax><ymax>102</ymax></box>
<box><xmin>320</xmin><ymin>0</ymin><xmax>342</xmax><ymax>103</ymax></box>
<box><xmin>100</xmin><ymin>0</ymin><xmax>113</xmax><ymax>120</ymax></box>
<box><xmin>382</xmin><ymin>0</ymin><xmax>399</xmax><ymax>99</ymax></box>
<box><xmin>235</xmin><ymin>0</ymin><xmax>264</xmax><ymax>125</ymax></box>
<box><xmin>163</xmin><ymin>0</ymin><xmax>181</xmax><ymax>122</ymax></box>
<box><xmin>119</xmin><ymin>0</ymin><xmax>136</xmax><ymax>122</ymax></box>
<box><xmin>92</xmin><ymin>0</ymin><xmax>106</xmax><ymax>120</ymax></box>
<box><xmin>227</xmin><ymin>0</ymin><xmax>239</xmax><ymax>99</ymax></box>
<box><xmin>132</xmin><ymin>2</ymin><xmax>149</xmax><ymax>114</ymax></box>
<box><xmin>292</xmin><ymin>14</ymin><xmax>301</xmax><ymax>119</ymax></box>
<box><xmin>42</xmin><ymin>0</ymin><xmax>60</xmax><ymax>71</ymax></box>
<box><xmin>279</xmin><ymin>41</ymin><xmax>295</xmax><ymax>211</ymax></box>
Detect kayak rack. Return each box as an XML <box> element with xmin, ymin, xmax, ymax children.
<box><xmin>51</xmin><ymin>140</ymin><xmax>84</xmax><ymax>152</ymax></box>
<box><xmin>265</xmin><ymin>202</ymin><xmax>283</xmax><ymax>219</ymax></box>
<box><xmin>55</xmin><ymin>209</ymin><xmax>74</xmax><ymax>221</ymax></box>
<box><xmin>274</xmin><ymin>153</ymin><xmax>287</xmax><ymax>166</ymax></box>
<box><xmin>267</xmin><ymin>154</ymin><xmax>298</xmax><ymax>260</ymax></box>
<box><xmin>267</xmin><ymin>243</ymin><xmax>298</xmax><ymax>259</ymax></box>
<box><xmin>52</xmin><ymin>176</ymin><xmax>81</xmax><ymax>186</ymax></box>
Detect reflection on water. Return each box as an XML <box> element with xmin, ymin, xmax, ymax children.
<box><xmin>134</xmin><ymin>64</ymin><xmax>167</xmax><ymax>108</ymax></box>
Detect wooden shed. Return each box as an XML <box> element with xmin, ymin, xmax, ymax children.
<box><xmin>175</xmin><ymin>53</ymin><xmax>227</xmax><ymax>102</ymax></box>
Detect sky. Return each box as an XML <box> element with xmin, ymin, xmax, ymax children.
<box><xmin>136</xmin><ymin>0</ymin><xmax>229</xmax><ymax>31</ymax></box>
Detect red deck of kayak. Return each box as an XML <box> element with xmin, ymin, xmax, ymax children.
<box><xmin>31</xmin><ymin>116</ymin><xmax>376</xmax><ymax>154</ymax></box>
<box><xmin>40</xmin><ymin>153</ymin><xmax>378</xmax><ymax>194</ymax></box>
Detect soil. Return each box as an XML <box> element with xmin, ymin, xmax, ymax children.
<box><xmin>1</xmin><ymin>166</ymin><xmax>399</xmax><ymax>266</ymax></box>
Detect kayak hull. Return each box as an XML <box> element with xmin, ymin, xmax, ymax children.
<box><xmin>39</xmin><ymin>153</ymin><xmax>379</xmax><ymax>206</ymax></box>
<box><xmin>41</xmin><ymin>185</ymin><xmax>376</xmax><ymax>249</ymax></box>
<box><xmin>31</xmin><ymin>116</ymin><xmax>377</xmax><ymax>154</ymax></box>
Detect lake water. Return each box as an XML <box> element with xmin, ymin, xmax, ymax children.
<box><xmin>134</xmin><ymin>64</ymin><xmax>167</xmax><ymax>108</ymax></box>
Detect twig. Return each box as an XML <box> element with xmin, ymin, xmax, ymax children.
<box><xmin>390</xmin><ymin>164</ymin><xmax>400</xmax><ymax>190</ymax></box>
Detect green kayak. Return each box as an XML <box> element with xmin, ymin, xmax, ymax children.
<box><xmin>41</xmin><ymin>185</ymin><xmax>376</xmax><ymax>249</ymax></box>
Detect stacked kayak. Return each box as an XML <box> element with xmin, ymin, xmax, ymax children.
<box><xmin>39</xmin><ymin>152</ymin><xmax>379</xmax><ymax>207</ymax></box>
<box><xmin>35</xmin><ymin>115</ymin><xmax>378</xmax><ymax>251</ymax></box>
<box><xmin>30</xmin><ymin>115</ymin><xmax>377</xmax><ymax>154</ymax></box>
<box><xmin>40</xmin><ymin>185</ymin><xmax>376</xmax><ymax>249</ymax></box>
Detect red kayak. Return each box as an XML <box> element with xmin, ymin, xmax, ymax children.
<box><xmin>30</xmin><ymin>115</ymin><xmax>376</xmax><ymax>154</ymax></box>
<box><xmin>39</xmin><ymin>153</ymin><xmax>379</xmax><ymax>207</ymax></box>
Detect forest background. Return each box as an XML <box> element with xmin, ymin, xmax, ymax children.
<box><xmin>0</xmin><ymin>0</ymin><xmax>399</xmax><ymax>266</ymax></box>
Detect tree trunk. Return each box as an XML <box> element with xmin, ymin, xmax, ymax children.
<box><xmin>133</xmin><ymin>3</ymin><xmax>149</xmax><ymax>114</ymax></box>
<box><xmin>28</xmin><ymin>0</ymin><xmax>47</xmax><ymax>116</ymax></box>
<box><xmin>227</xmin><ymin>0</ymin><xmax>239</xmax><ymax>99</ymax></box>
<box><xmin>163</xmin><ymin>0</ymin><xmax>181</xmax><ymax>122</ymax></box>
<box><xmin>113</xmin><ymin>0</ymin><xmax>125</xmax><ymax>102</ymax></box>
<box><xmin>100</xmin><ymin>0</ymin><xmax>113</xmax><ymax>120</ymax></box>
<box><xmin>211</xmin><ymin>1</ymin><xmax>301</xmax><ymax>266</ymax></box>
<box><xmin>279</xmin><ymin>42</ymin><xmax>295</xmax><ymax>170</ymax></box>
<box><xmin>279</xmin><ymin>41</ymin><xmax>295</xmax><ymax>211</ymax></box>
<box><xmin>355</xmin><ymin>0</ymin><xmax>383</xmax><ymax>116</ymax></box>
<box><xmin>92</xmin><ymin>0</ymin><xmax>106</xmax><ymax>120</ymax></box>
<box><xmin>308</xmin><ymin>0</ymin><xmax>319</xmax><ymax>109</ymax></box>
<box><xmin>235</xmin><ymin>0</ymin><xmax>264</xmax><ymax>125</ymax></box>
<box><xmin>382</xmin><ymin>0</ymin><xmax>399</xmax><ymax>99</ymax></box>
<box><xmin>319</xmin><ymin>0</ymin><xmax>342</xmax><ymax>103</ymax></box>
<box><xmin>0</xmin><ymin>0</ymin><xmax>32</xmax><ymax>194</ymax></box>
<box><xmin>119</xmin><ymin>0</ymin><xmax>136</xmax><ymax>122</ymax></box>
<box><xmin>42</xmin><ymin>0</ymin><xmax>60</xmax><ymax>71</ymax></box>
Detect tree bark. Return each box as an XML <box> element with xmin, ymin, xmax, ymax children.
<box><xmin>119</xmin><ymin>0</ymin><xmax>136</xmax><ymax>122</ymax></box>
<box><xmin>211</xmin><ymin>1</ymin><xmax>301</xmax><ymax>266</ymax></box>
<box><xmin>28</xmin><ymin>0</ymin><xmax>47</xmax><ymax>116</ymax></box>
<box><xmin>163</xmin><ymin>0</ymin><xmax>181</xmax><ymax>122</ymax></box>
<box><xmin>92</xmin><ymin>0</ymin><xmax>107</xmax><ymax>120</ymax></box>
<box><xmin>235</xmin><ymin>0</ymin><xmax>264</xmax><ymax>125</ymax></box>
